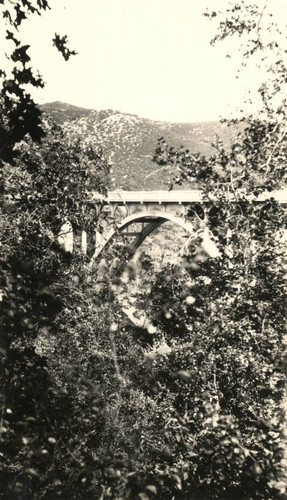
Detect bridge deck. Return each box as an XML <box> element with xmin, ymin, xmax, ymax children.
<box><xmin>106</xmin><ymin>190</ymin><xmax>202</xmax><ymax>203</ymax></box>
<box><xmin>96</xmin><ymin>189</ymin><xmax>287</xmax><ymax>204</ymax></box>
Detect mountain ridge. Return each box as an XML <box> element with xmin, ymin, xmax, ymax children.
<box><xmin>40</xmin><ymin>101</ymin><xmax>241</xmax><ymax>190</ymax></box>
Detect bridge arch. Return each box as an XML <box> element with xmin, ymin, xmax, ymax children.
<box><xmin>91</xmin><ymin>210</ymin><xmax>220</xmax><ymax>265</ymax></box>
<box><xmin>119</xmin><ymin>211</ymin><xmax>195</xmax><ymax>234</ymax></box>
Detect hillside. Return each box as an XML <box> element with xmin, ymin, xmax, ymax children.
<box><xmin>40</xmin><ymin>101</ymin><xmax>241</xmax><ymax>190</ymax></box>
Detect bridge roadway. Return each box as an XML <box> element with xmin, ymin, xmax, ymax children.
<box><xmin>101</xmin><ymin>188</ymin><xmax>287</xmax><ymax>204</ymax></box>
<box><xmin>97</xmin><ymin>188</ymin><xmax>287</xmax><ymax>220</ymax></box>
<box><xmin>104</xmin><ymin>190</ymin><xmax>203</xmax><ymax>203</ymax></box>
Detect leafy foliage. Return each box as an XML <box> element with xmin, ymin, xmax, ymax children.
<box><xmin>52</xmin><ymin>34</ymin><xmax>77</xmax><ymax>61</ymax></box>
<box><xmin>1</xmin><ymin>117</ymin><xmax>111</xmax><ymax>498</ymax></box>
<box><xmin>0</xmin><ymin>0</ymin><xmax>77</xmax><ymax>166</ymax></box>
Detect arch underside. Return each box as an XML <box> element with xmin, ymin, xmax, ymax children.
<box><xmin>91</xmin><ymin>210</ymin><xmax>220</xmax><ymax>264</ymax></box>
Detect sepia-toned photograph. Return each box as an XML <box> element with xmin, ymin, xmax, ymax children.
<box><xmin>1</xmin><ymin>1</ymin><xmax>286</xmax><ymax>498</ymax></box>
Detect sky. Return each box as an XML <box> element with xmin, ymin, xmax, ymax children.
<box><xmin>2</xmin><ymin>0</ymin><xmax>284</xmax><ymax>122</ymax></box>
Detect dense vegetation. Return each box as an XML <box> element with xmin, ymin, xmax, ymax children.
<box><xmin>1</xmin><ymin>1</ymin><xmax>287</xmax><ymax>499</ymax></box>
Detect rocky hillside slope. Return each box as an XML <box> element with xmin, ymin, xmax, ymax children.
<box><xmin>41</xmin><ymin>102</ymin><xmax>241</xmax><ymax>190</ymax></box>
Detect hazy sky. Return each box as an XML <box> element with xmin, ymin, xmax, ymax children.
<box><xmin>3</xmin><ymin>0</ymin><xmax>282</xmax><ymax>122</ymax></box>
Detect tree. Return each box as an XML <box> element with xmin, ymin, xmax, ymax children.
<box><xmin>0</xmin><ymin>0</ymin><xmax>76</xmax><ymax>169</ymax></box>
<box><xmin>206</xmin><ymin>0</ymin><xmax>287</xmax><ymax>118</ymax></box>
<box><xmin>0</xmin><ymin>4</ymin><xmax>112</xmax><ymax>498</ymax></box>
<box><xmin>143</xmin><ymin>2</ymin><xmax>287</xmax><ymax>497</ymax></box>
<box><xmin>0</xmin><ymin>115</ymin><xmax>112</xmax><ymax>497</ymax></box>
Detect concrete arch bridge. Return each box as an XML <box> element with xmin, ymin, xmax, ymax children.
<box><xmin>58</xmin><ymin>189</ymin><xmax>287</xmax><ymax>264</ymax></box>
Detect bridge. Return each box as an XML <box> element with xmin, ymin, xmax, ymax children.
<box><xmin>58</xmin><ymin>188</ymin><xmax>287</xmax><ymax>263</ymax></box>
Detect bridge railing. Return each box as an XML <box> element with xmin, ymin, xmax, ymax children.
<box><xmin>105</xmin><ymin>190</ymin><xmax>203</xmax><ymax>203</ymax></box>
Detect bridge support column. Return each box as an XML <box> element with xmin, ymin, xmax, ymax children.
<box><xmin>58</xmin><ymin>221</ymin><xmax>73</xmax><ymax>253</ymax></box>
<box><xmin>81</xmin><ymin>230</ymin><xmax>87</xmax><ymax>254</ymax></box>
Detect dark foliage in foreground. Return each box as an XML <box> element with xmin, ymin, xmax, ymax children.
<box><xmin>1</xmin><ymin>114</ymin><xmax>287</xmax><ymax>499</ymax></box>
